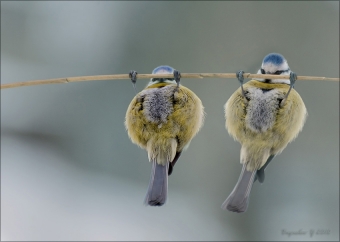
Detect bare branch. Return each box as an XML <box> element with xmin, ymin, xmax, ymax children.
<box><xmin>1</xmin><ymin>73</ymin><xmax>339</xmax><ymax>90</ymax></box>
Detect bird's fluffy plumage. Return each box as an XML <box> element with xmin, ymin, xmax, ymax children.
<box><xmin>222</xmin><ymin>53</ymin><xmax>307</xmax><ymax>213</ymax></box>
<box><xmin>125</xmin><ymin>66</ymin><xmax>205</xmax><ymax>206</ymax></box>
<box><xmin>225</xmin><ymin>80</ymin><xmax>307</xmax><ymax>171</ymax></box>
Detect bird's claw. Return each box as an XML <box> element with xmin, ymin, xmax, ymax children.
<box><xmin>281</xmin><ymin>72</ymin><xmax>297</xmax><ymax>108</ymax></box>
<box><xmin>289</xmin><ymin>72</ymin><xmax>297</xmax><ymax>88</ymax></box>
<box><xmin>129</xmin><ymin>70</ymin><xmax>138</xmax><ymax>85</ymax></box>
<box><xmin>236</xmin><ymin>70</ymin><xmax>245</xmax><ymax>84</ymax></box>
<box><xmin>236</xmin><ymin>70</ymin><xmax>246</xmax><ymax>98</ymax></box>
<box><xmin>129</xmin><ymin>70</ymin><xmax>138</xmax><ymax>93</ymax></box>
<box><xmin>173</xmin><ymin>69</ymin><xmax>181</xmax><ymax>88</ymax></box>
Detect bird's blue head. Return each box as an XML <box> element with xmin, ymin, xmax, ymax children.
<box><xmin>263</xmin><ymin>53</ymin><xmax>286</xmax><ymax>66</ymax></box>
<box><xmin>152</xmin><ymin>65</ymin><xmax>174</xmax><ymax>74</ymax></box>
<box><xmin>256</xmin><ymin>53</ymin><xmax>291</xmax><ymax>84</ymax></box>
<box><xmin>147</xmin><ymin>65</ymin><xmax>176</xmax><ymax>87</ymax></box>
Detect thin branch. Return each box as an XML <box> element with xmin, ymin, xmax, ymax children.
<box><xmin>1</xmin><ymin>73</ymin><xmax>339</xmax><ymax>90</ymax></box>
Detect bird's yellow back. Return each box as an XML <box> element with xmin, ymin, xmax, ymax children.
<box><xmin>125</xmin><ymin>84</ymin><xmax>204</xmax><ymax>164</ymax></box>
<box><xmin>225</xmin><ymin>79</ymin><xmax>307</xmax><ymax>170</ymax></box>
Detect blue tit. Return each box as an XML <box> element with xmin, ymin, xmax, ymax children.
<box><xmin>221</xmin><ymin>53</ymin><xmax>307</xmax><ymax>213</ymax></box>
<box><xmin>125</xmin><ymin>65</ymin><xmax>205</xmax><ymax>206</ymax></box>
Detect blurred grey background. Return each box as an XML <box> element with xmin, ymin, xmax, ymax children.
<box><xmin>1</xmin><ymin>1</ymin><xmax>339</xmax><ymax>241</ymax></box>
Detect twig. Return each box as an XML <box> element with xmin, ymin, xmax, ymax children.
<box><xmin>1</xmin><ymin>73</ymin><xmax>339</xmax><ymax>90</ymax></box>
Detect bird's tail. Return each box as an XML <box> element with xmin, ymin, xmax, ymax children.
<box><xmin>255</xmin><ymin>155</ymin><xmax>274</xmax><ymax>183</ymax></box>
<box><xmin>144</xmin><ymin>160</ymin><xmax>169</xmax><ymax>206</ymax></box>
<box><xmin>145</xmin><ymin>138</ymin><xmax>177</xmax><ymax>206</ymax></box>
<box><xmin>221</xmin><ymin>164</ymin><xmax>257</xmax><ymax>213</ymax></box>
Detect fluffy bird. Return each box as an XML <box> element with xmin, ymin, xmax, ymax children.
<box><xmin>222</xmin><ymin>53</ymin><xmax>307</xmax><ymax>213</ymax></box>
<box><xmin>125</xmin><ymin>65</ymin><xmax>205</xmax><ymax>206</ymax></box>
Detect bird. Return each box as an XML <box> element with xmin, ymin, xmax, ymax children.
<box><xmin>125</xmin><ymin>65</ymin><xmax>205</xmax><ymax>206</ymax></box>
<box><xmin>221</xmin><ymin>53</ymin><xmax>307</xmax><ymax>213</ymax></box>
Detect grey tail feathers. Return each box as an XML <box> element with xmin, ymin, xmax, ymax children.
<box><xmin>221</xmin><ymin>164</ymin><xmax>257</xmax><ymax>213</ymax></box>
<box><xmin>168</xmin><ymin>151</ymin><xmax>182</xmax><ymax>176</ymax></box>
<box><xmin>144</xmin><ymin>160</ymin><xmax>169</xmax><ymax>206</ymax></box>
<box><xmin>255</xmin><ymin>155</ymin><xmax>274</xmax><ymax>183</ymax></box>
